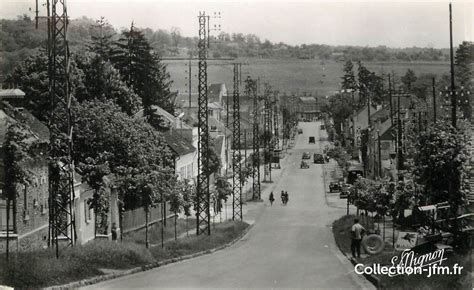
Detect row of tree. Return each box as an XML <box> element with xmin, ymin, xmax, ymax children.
<box><xmin>1</xmin><ymin>17</ymin><xmax>208</xmax><ymax>241</ymax></box>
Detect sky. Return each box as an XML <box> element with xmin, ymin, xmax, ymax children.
<box><xmin>1</xmin><ymin>0</ymin><xmax>472</xmax><ymax>48</ymax></box>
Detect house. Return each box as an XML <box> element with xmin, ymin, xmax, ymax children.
<box><xmin>162</xmin><ymin>131</ymin><xmax>197</xmax><ymax>181</ymax></box>
<box><xmin>0</xmin><ymin>91</ymin><xmax>100</xmax><ymax>252</ymax></box>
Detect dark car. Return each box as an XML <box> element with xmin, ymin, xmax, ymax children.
<box><xmin>298</xmin><ymin>129</ymin><xmax>303</xmax><ymax>134</ymax></box>
<box><xmin>329</xmin><ymin>182</ymin><xmax>341</xmax><ymax>192</ymax></box>
<box><xmin>309</xmin><ymin>136</ymin><xmax>315</xmax><ymax>144</ymax></box>
<box><xmin>302</xmin><ymin>152</ymin><xmax>311</xmax><ymax>159</ymax></box>
<box><xmin>300</xmin><ymin>161</ymin><xmax>309</xmax><ymax>169</ymax></box>
<box><xmin>339</xmin><ymin>184</ymin><xmax>351</xmax><ymax>199</ymax></box>
<box><xmin>320</xmin><ymin>124</ymin><xmax>326</xmax><ymax>130</ymax></box>
<box><xmin>313</xmin><ymin>153</ymin><xmax>325</xmax><ymax>164</ymax></box>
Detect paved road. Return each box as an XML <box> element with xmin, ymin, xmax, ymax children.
<box><xmin>87</xmin><ymin>121</ymin><xmax>374</xmax><ymax>289</ymax></box>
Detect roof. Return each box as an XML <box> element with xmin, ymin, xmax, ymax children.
<box><xmin>0</xmin><ymin>89</ymin><xmax>25</xmax><ymax>99</ymax></box>
<box><xmin>371</xmin><ymin>106</ymin><xmax>391</xmax><ymax>123</ymax></box>
<box><xmin>299</xmin><ymin>96</ymin><xmax>317</xmax><ymax>103</ymax></box>
<box><xmin>208</xmin><ymin>102</ymin><xmax>223</xmax><ymax>110</ymax></box>
<box><xmin>0</xmin><ymin>107</ymin><xmax>49</xmax><ymax>144</ymax></box>
<box><xmin>208</xmin><ymin>83</ymin><xmax>226</xmax><ymax>103</ymax></box>
<box><xmin>135</xmin><ymin>105</ymin><xmax>192</xmax><ymax>130</ymax></box>
<box><xmin>162</xmin><ymin>131</ymin><xmax>196</xmax><ymax>156</ymax></box>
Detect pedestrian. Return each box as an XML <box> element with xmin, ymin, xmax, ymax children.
<box><xmin>281</xmin><ymin>190</ymin><xmax>285</xmax><ymax>204</ymax></box>
<box><xmin>351</xmin><ymin>218</ymin><xmax>366</xmax><ymax>258</ymax></box>
<box><xmin>269</xmin><ymin>192</ymin><xmax>275</xmax><ymax>206</ymax></box>
<box><xmin>111</xmin><ymin>223</ymin><xmax>118</xmax><ymax>242</ymax></box>
<box><xmin>284</xmin><ymin>191</ymin><xmax>289</xmax><ymax>205</ymax></box>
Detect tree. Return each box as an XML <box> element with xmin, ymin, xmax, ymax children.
<box><xmin>170</xmin><ymin>27</ymin><xmax>181</xmax><ymax>54</ymax></box>
<box><xmin>357</xmin><ymin>61</ymin><xmax>372</xmax><ymax>108</ymax></box>
<box><xmin>413</xmin><ymin>121</ymin><xmax>470</xmax><ymax>231</ymax></box>
<box><xmin>111</xmin><ymin>23</ymin><xmax>174</xmax><ymax>128</ymax></box>
<box><xmin>3</xmin><ymin>122</ymin><xmax>38</xmax><ymax>259</ymax></box>
<box><xmin>401</xmin><ymin>69</ymin><xmax>417</xmax><ymax>92</ymax></box>
<box><xmin>73</xmin><ymin>99</ymin><xmax>174</xmax><ymax>210</ymax></box>
<box><xmin>341</xmin><ymin>60</ymin><xmax>357</xmax><ymax>92</ymax></box>
<box><xmin>168</xmin><ymin>179</ymin><xmax>184</xmax><ymax>240</ymax></box>
<box><xmin>5</xmin><ymin>52</ymin><xmax>49</xmax><ymax>122</ymax></box>
<box><xmin>75</xmin><ymin>54</ymin><xmax>142</xmax><ymax>115</ymax></box>
<box><xmin>455</xmin><ymin>41</ymin><xmax>473</xmax><ymax>120</ymax></box>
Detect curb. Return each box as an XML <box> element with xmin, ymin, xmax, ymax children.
<box><xmin>332</xmin><ymin>223</ymin><xmax>381</xmax><ymax>289</ymax></box>
<box><xmin>45</xmin><ymin>223</ymin><xmax>254</xmax><ymax>290</ymax></box>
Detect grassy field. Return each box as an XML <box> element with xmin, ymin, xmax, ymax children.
<box><xmin>165</xmin><ymin>58</ymin><xmax>450</xmax><ymax>97</ymax></box>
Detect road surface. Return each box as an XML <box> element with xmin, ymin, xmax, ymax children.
<box><xmin>86</xmin><ymin>121</ymin><xmax>374</xmax><ymax>289</ymax></box>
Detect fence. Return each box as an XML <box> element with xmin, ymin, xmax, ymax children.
<box><xmin>122</xmin><ymin>202</ymin><xmax>174</xmax><ymax>234</ymax></box>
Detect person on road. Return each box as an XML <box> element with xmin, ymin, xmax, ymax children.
<box><xmin>284</xmin><ymin>191</ymin><xmax>289</xmax><ymax>205</ymax></box>
<box><xmin>351</xmin><ymin>218</ymin><xmax>366</xmax><ymax>258</ymax></box>
<box><xmin>281</xmin><ymin>190</ymin><xmax>285</xmax><ymax>204</ymax></box>
<box><xmin>269</xmin><ymin>192</ymin><xmax>275</xmax><ymax>206</ymax></box>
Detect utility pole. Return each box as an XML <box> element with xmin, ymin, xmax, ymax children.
<box><xmin>273</xmin><ymin>92</ymin><xmax>280</xmax><ymax>169</ymax></box>
<box><xmin>378</xmin><ymin>130</ymin><xmax>382</xmax><ymax>178</ymax></box>
<box><xmin>196</xmin><ymin>11</ymin><xmax>211</xmax><ymax>235</ymax></box>
<box><xmin>397</xmin><ymin>89</ymin><xmax>404</xmax><ymax>176</ymax></box>
<box><xmin>389</xmin><ymin>74</ymin><xmax>393</xmax><ymax>125</ymax></box>
<box><xmin>249</xmin><ymin>77</ymin><xmax>261</xmax><ymax>200</ymax></box>
<box><xmin>232</xmin><ymin>63</ymin><xmax>242</xmax><ymax>220</ymax></box>
<box><xmin>449</xmin><ymin>3</ymin><xmax>457</xmax><ymax>129</ymax></box>
<box><xmin>433</xmin><ymin>77</ymin><xmax>437</xmax><ymax>123</ymax></box>
<box><xmin>35</xmin><ymin>0</ymin><xmax>76</xmax><ymax>257</ymax></box>
<box><xmin>263</xmin><ymin>84</ymin><xmax>272</xmax><ymax>183</ymax></box>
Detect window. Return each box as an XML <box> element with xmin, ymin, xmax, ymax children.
<box><xmin>0</xmin><ymin>199</ymin><xmax>14</xmax><ymax>232</ymax></box>
<box><xmin>84</xmin><ymin>202</ymin><xmax>92</xmax><ymax>223</ymax></box>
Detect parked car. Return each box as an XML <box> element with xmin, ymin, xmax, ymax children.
<box><xmin>302</xmin><ymin>152</ymin><xmax>311</xmax><ymax>159</ymax></box>
<box><xmin>298</xmin><ymin>128</ymin><xmax>303</xmax><ymax>134</ymax></box>
<box><xmin>339</xmin><ymin>184</ymin><xmax>351</xmax><ymax>199</ymax></box>
<box><xmin>300</xmin><ymin>161</ymin><xmax>309</xmax><ymax>169</ymax></box>
<box><xmin>309</xmin><ymin>136</ymin><xmax>315</xmax><ymax>144</ymax></box>
<box><xmin>313</xmin><ymin>153</ymin><xmax>325</xmax><ymax>164</ymax></box>
<box><xmin>320</xmin><ymin>124</ymin><xmax>326</xmax><ymax>130</ymax></box>
<box><xmin>329</xmin><ymin>181</ymin><xmax>341</xmax><ymax>192</ymax></box>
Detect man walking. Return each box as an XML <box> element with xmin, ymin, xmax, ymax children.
<box><xmin>351</xmin><ymin>218</ymin><xmax>365</xmax><ymax>258</ymax></box>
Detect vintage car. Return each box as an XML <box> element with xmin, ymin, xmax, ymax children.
<box><xmin>329</xmin><ymin>181</ymin><xmax>341</xmax><ymax>192</ymax></box>
<box><xmin>309</xmin><ymin>136</ymin><xmax>315</xmax><ymax>144</ymax></box>
<box><xmin>300</xmin><ymin>161</ymin><xmax>309</xmax><ymax>169</ymax></box>
<box><xmin>302</xmin><ymin>152</ymin><xmax>311</xmax><ymax>159</ymax></box>
<box><xmin>298</xmin><ymin>128</ymin><xmax>303</xmax><ymax>134</ymax></box>
<box><xmin>339</xmin><ymin>184</ymin><xmax>351</xmax><ymax>199</ymax></box>
<box><xmin>313</xmin><ymin>153</ymin><xmax>325</xmax><ymax>164</ymax></box>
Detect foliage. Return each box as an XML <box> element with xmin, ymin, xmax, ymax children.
<box><xmin>4</xmin><ymin>52</ymin><xmax>49</xmax><ymax>122</ymax></box>
<box><xmin>341</xmin><ymin>60</ymin><xmax>357</xmax><ymax>91</ymax></box>
<box><xmin>326</xmin><ymin>145</ymin><xmax>351</xmax><ymax>174</ymax></box>
<box><xmin>412</xmin><ymin>121</ymin><xmax>470</xmax><ymax>207</ymax></box>
<box><xmin>454</xmin><ymin>41</ymin><xmax>473</xmax><ymax>120</ymax></box>
<box><xmin>110</xmin><ymin>23</ymin><xmax>174</xmax><ymax>129</ymax></box>
<box><xmin>326</xmin><ymin>93</ymin><xmax>353</xmax><ymax>137</ymax></box>
<box><xmin>74</xmin><ymin>54</ymin><xmax>142</xmax><ymax>115</ymax></box>
<box><xmin>2</xmin><ymin>122</ymin><xmax>37</xmax><ymax>200</ymax></box>
<box><xmin>213</xmin><ymin>175</ymin><xmax>232</xmax><ymax>214</ymax></box>
<box><xmin>73</xmin><ymin>99</ymin><xmax>174</xmax><ymax>210</ymax></box>
<box><xmin>401</xmin><ymin>69</ymin><xmax>417</xmax><ymax>92</ymax></box>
